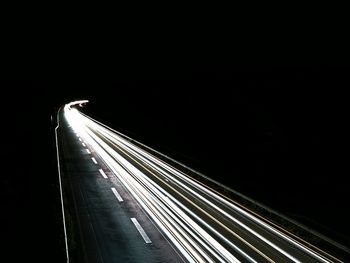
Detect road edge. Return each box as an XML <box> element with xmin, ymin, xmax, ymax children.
<box><xmin>55</xmin><ymin>106</ymin><xmax>70</xmax><ymax>263</ymax></box>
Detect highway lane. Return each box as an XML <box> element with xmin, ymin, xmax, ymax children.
<box><xmin>60</xmin><ymin>100</ymin><xmax>345</xmax><ymax>262</ymax></box>
<box><xmin>56</xmin><ymin>103</ymin><xmax>185</xmax><ymax>263</ymax></box>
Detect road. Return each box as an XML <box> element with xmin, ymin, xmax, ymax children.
<box><xmin>56</xmin><ymin>100</ymin><xmax>345</xmax><ymax>262</ymax></box>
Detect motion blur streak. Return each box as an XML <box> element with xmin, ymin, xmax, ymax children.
<box><xmin>63</xmin><ymin>101</ymin><xmax>342</xmax><ymax>263</ymax></box>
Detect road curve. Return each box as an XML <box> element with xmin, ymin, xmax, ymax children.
<box><xmin>58</xmin><ymin>100</ymin><xmax>345</xmax><ymax>263</ymax></box>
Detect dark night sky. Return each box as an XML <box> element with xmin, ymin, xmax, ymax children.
<box><xmin>1</xmin><ymin>3</ymin><xmax>349</xmax><ymax>260</ymax></box>
<box><xmin>2</xmin><ymin>49</ymin><xmax>350</xmax><ymax>260</ymax></box>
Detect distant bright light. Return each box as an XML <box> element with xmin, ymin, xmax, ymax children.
<box><xmin>66</xmin><ymin>100</ymin><xmax>89</xmax><ymax>109</ymax></box>
<box><xmin>62</xmin><ymin>100</ymin><xmax>334</xmax><ymax>263</ymax></box>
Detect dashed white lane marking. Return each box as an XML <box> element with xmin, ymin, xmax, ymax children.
<box><xmin>111</xmin><ymin>187</ymin><xmax>123</xmax><ymax>202</ymax></box>
<box><xmin>82</xmin><ymin>143</ymin><xmax>86</xmax><ymax>147</ymax></box>
<box><xmin>131</xmin><ymin>218</ymin><xmax>152</xmax><ymax>244</ymax></box>
<box><xmin>91</xmin><ymin>157</ymin><xmax>98</xmax><ymax>164</ymax></box>
<box><xmin>98</xmin><ymin>169</ymin><xmax>108</xmax><ymax>179</ymax></box>
<box><xmin>86</xmin><ymin>149</ymin><xmax>91</xmax><ymax>154</ymax></box>
<box><xmin>79</xmin><ymin>138</ymin><xmax>82</xmax><ymax>142</ymax></box>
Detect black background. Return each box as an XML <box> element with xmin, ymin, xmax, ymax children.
<box><xmin>2</xmin><ymin>16</ymin><xmax>350</xmax><ymax>261</ymax></box>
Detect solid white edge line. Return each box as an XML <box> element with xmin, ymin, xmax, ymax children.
<box><xmin>55</xmin><ymin>106</ymin><xmax>70</xmax><ymax>263</ymax></box>
<box><xmin>91</xmin><ymin>157</ymin><xmax>97</xmax><ymax>164</ymax></box>
<box><xmin>111</xmin><ymin>187</ymin><xmax>123</xmax><ymax>202</ymax></box>
<box><xmin>98</xmin><ymin>168</ymin><xmax>108</xmax><ymax>179</ymax></box>
<box><xmin>131</xmin><ymin>218</ymin><xmax>152</xmax><ymax>244</ymax></box>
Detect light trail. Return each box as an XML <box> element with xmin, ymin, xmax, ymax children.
<box><xmin>63</xmin><ymin>101</ymin><xmax>344</xmax><ymax>263</ymax></box>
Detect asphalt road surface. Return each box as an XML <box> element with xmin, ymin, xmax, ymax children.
<box><xmin>55</xmin><ymin>100</ymin><xmax>345</xmax><ymax>263</ymax></box>
<box><xmin>56</xmin><ymin>103</ymin><xmax>185</xmax><ymax>263</ymax></box>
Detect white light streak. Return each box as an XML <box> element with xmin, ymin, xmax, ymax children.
<box><xmin>62</xmin><ymin>101</ymin><xmax>338</xmax><ymax>263</ymax></box>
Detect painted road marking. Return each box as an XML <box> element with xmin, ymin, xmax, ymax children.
<box><xmin>99</xmin><ymin>169</ymin><xmax>108</xmax><ymax>179</ymax></box>
<box><xmin>131</xmin><ymin>218</ymin><xmax>152</xmax><ymax>243</ymax></box>
<box><xmin>91</xmin><ymin>157</ymin><xmax>98</xmax><ymax>164</ymax></box>
<box><xmin>86</xmin><ymin>149</ymin><xmax>91</xmax><ymax>154</ymax></box>
<box><xmin>82</xmin><ymin>143</ymin><xmax>86</xmax><ymax>147</ymax></box>
<box><xmin>79</xmin><ymin>138</ymin><xmax>82</xmax><ymax>142</ymax></box>
<box><xmin>111</xmin><ymin>187</ymin><xmax>123</xmax><ymax>202</ymax></box>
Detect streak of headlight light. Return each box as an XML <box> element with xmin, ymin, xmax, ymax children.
<box><xmin>121</xmin><ymin>170</ymin><xmax>216</xmax><ymax>263</ymax></box>
<box><xmin>69</xmin><ymin>111</ymin><xmax>266</xmax><ymax>262</ymax></box>
<box><xmin>82</xmin><ymin>124</ymin><xmax>219</xmax><ymax>262</ymax></box>
<box><xmin>66</xmin><ymin>106</ymin><xmax>331</xmax><ymax>263</ymax></box>
<box><xmin>69</xmin><ymin>108</ymin><xmax>262</xmax><ymax>262</ymax></box>
<box><xmin>79</xmin><ymin>123</ymin><xmax>272</xmax><ymax>262</ymax></box>
<box><xmin>102</xmin><ymin>140</ymin><xmax>267</xmax><ymax>261</ymax></box>
<box><xmin>112</xmin><ymin>151</ymin><xmax>241</xmax><ymax>263</ymax></box>
<box><xmin>84</xmin><ymin>137</ymin><xmax>203</xmax><ymax>262</ymax></box>
<box><xmin>66</xmin><ymin>100</ymin><xmax>89</xmax><ymax>108</ymax></box>
<box><xmin>87</xmin><ymin>125</ymin><xmax>258</xmax><ymax>261</ymax></box>
<box><xmin>159</xmin><ymin>190</ymin><xmax>247</xmax><ymax>262</ymax></box>
<box><xmin>115</xmin><ymin>143</ymin><xmax>302</xmax><ymax>263</ymax></box>
<box><xmin>91</xmin><ymin>124</ymin><xmax>330</xmax><ymax>263</ymax></box>
<box><xmin>69</xmin><ymin>109</ymin><xmax>275</xmax><ymax>261</ymax></box>
<box><xmin>65</xmin><ymin>108</ymin><xmax>92</xmax><ymax>143</ymax></box>
<box><xmin>176</xmin><ymin>175</ymin><xmax>331</xmax><ymax>263</ymax></box>
<box><xmin>81</xmin><ymin>121</ymin><xmax>246</xmax><ymax>262</ymax></box>
<box><xmin>124</xmin><ymin>163</ymin><xmax>259</xmax><ymax>263</ymax></box>
<box><xmin>107</xmin><ymin>141</ymin><xmax>295</xmax><ymax>262</ymax></box>
<box><xmin>64</xmin><ymin>110</ymin><xmax>201</xmax><ymax>262</ymax></box>
<box><xmin>141</xmin><ymin>155</ymin><xmax>330</xmax><ymax>263</ymax></box>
